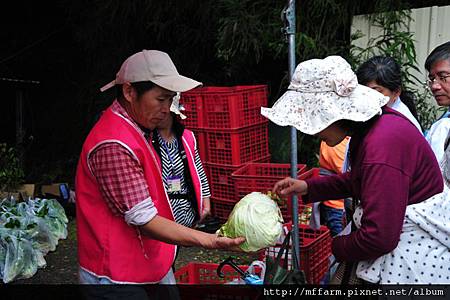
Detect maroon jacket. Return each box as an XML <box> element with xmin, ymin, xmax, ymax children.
<box><xmin>305</xmin><ymin>107</ymin><xmax>443</xmax><ymax>262</ymax></box>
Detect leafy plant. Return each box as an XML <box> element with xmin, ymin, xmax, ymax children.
<box><xmin>4</xmin><ymin>218</ymin><xmax>21</xmax><ymax>229</ymax></box>
<box><xmin>0</xmin><ymin>143</ymin><xmax>25</xmax><ymax>192</ymax></box>
<box><xmin>36</xmin><ymin>203</ymin><xmax>49</xmax><ymax>218</ymax></box>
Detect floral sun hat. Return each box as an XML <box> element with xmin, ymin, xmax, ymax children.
<box><xmin>170</xmin><ymin>92</ymin><xmax>187</xmax><ymax>119</ymax></box>
<box><xmin>261</xmin><ymin>55</ymin><xmax>389</xmax><ymax>135</ymax></box>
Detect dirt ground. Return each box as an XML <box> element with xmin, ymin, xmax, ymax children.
<box><xmin>13</xmin><ymin>217</ymin><xmax>259</xmax><ymax>284</ymax></box>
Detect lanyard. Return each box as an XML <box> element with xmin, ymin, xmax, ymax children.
<box><xmin>158</xmin><ymin>131</ymin><xmax>177</xmax><ymax>175</ymax></box>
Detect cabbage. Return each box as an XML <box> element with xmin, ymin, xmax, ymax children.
<box><xmin>217</xmin><ymin>192</ymin><xmax>283</xmax><ymax>252</ymax></box>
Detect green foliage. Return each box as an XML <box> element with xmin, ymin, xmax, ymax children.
<box><xmin>0</xmin><ymin>143</ymin><xmax>25</xmax><ymax>192</ymax></box>
<box><xmin>216</xmin><ymin>0</ymin><xmax>366</xmax><ymax>165</ymax></box>
<box><xmin>36</xmin><ymin>203</ymin><xmax>49</xmax><ymax>218</ymax></box>
<box><xmin>216</xmin><ymin>0</ymin><xmax>364</xmax><ymax>68</ymax></box>
<box><xmin>216</xmin><ymin>0</ymin><xmax>281</xmax><ymax>63</ymax></box>
<box><xmin>269</xmin><ymin>127</ymin><xmax>319</xmax><ymax>167</ymax></box>
<box><xmin>4</xmin><ymin>218</ymin><xmax>21</xmax><ymax>229</ymax></box>
<box><xmin>349</xmin><ymin>2</ymin><xmax>440</xmax><ymax>130</ymax></box>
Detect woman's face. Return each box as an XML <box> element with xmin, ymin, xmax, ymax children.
<box><xmin>157</xmin><ymin>112</ymin><xmax>174</xmax><ymax>130</ymax></box>
<box><xmin>315</xmin><ymin>122</ymin><xmax>347</xmax><ymax>147</ymax></box>
<box><xmin>366</xmin><ymin>80</ymin><xmax>400</xmax><ymax>106</ymax></box>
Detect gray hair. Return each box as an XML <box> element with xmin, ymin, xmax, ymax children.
<box><xmin>425</xmin><ymin>41</ymin><xmax>450</xmax><ymax>72</ymax></box>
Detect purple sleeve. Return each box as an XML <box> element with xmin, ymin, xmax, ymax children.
<box><xmin>303</xmin><ymin>172</ymin><xmax>353</xmax><ymax>203</ymax></box>
<box><xmin>332</xmin><ymin>163</ymin><xmax>410</xmax><ymax>262</ymax></box>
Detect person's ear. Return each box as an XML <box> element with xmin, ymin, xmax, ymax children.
<box><xmin>394</xmin><ymin>88</ymin><xmax>401</xmax><ymax>99</ymax></box>
<box><xmin>122</xmin><ymin>83</ymin><xmax>136</xmax><ymax>103</ymax></box>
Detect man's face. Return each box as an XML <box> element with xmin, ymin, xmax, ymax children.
<box><xmin>428</xmin><ymin>59</ymin><xmax>450</xmax><ymax>107</ymax></box>
<box><xmin>127</xmin><ymin>84</ymin><xmax>175</xmax><ymax>130</ymax></box>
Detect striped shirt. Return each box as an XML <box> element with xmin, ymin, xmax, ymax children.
<box><xmin>155</xmin><ymin>131</ymin><xmax>211</xmax><ymax>227</ymax></box>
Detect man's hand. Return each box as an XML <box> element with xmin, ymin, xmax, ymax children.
<box><xmin>141</xmin><ymin>215</ymin><xmax>245</xmax><ymax>251</ymax></box>
<box><xmin>200</xmin><ymin>234</ymin><xmax>245</xmax><ymax>252</ymax></box>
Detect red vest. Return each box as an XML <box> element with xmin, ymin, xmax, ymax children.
<box><xmin>76</xmin><ymin>106</ymin><xmax>203</xmax><ymax>283</ymax></box>
<box><xmin>180</xmin><ymin>129</ymin><xmax>204</xmax><ymax>209</ymax></box>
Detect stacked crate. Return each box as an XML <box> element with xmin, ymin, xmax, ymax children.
<box><xmin>231</xmin><ymin>164</ymin><xmax>318</xmax><ymax>222</ymax></box>
<box><xmin>180</xmin><ymin>86</ymin><xmax>270</xmax><ymax>222</ymax></box>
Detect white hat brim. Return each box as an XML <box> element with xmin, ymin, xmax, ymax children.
<box><xmin>151</xmin><ymin>75</ymin><xmax>202</xmax><ymax>92</ymax></box>
<box><xmin>100</xmin><ymin>75</ymin><xmax>202</xmax><ymax>93</ymax></box>
<box><xmin>261</xmin><ymin>85</ymin><xmax>389</xmax><ymax>135</ymax></box>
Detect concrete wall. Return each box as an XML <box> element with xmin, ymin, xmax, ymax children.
<box><xmin>351</xmin><ymin>5</ymin><xmax>450</xmax><ymax>105</ymax></box>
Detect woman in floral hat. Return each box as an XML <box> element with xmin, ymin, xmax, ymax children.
<box><xmin>265</xmin><ymin>56</ymin><xmax>445</xmax><ymax>284</ymax></box>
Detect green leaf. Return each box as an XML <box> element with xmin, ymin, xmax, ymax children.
<box><xmin>36</xmin><ymin>203</ymin><xmax>49</xmax><ymax>218</ymax></box>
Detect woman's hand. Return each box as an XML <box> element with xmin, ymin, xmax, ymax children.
<box><xmin>199</xmin><ymin>197</ymin><xmax>211</xmax><ymax>222</ymax></box>
<box><xmin>272</xmin><ymin>177</ymin><xmax>308</xmax><ymax>197</ymax></box>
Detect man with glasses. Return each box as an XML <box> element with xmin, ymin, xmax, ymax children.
<box><xmin>424</xmin><ymin>41</ymin><xmax>450</xmax><ymax>163</ymax></box>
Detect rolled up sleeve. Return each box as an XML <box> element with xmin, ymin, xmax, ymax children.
<box><xmin>124</xmin><ymin>198</ymin><xmax>158</xmax><ymax>226</ymax></box>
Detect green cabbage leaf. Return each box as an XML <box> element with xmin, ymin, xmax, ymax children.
<box><xmin>217</xmin><ymin>192</ymin><xmax>283</xmax><ymax>252</ymax></box>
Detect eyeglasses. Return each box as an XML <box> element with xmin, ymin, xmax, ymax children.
<box><xmin>426</xmin><ymin>74</ymin><xmax>450</xmax><ymax>88</ymax></box>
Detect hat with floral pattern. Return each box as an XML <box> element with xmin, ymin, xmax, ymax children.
<box><xmin>261</xmin><ymin>55</ymin><xmax>389</xmax><ymax>135</ymax></box>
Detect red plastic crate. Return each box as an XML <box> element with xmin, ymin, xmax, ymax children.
<box><xmin>206</xmin><ymin>164</ymin><xmax>239</xmax><ymax>202</ymax></box>
<box><xmin>261</xmin><ymin>223</ymin><xmax>332</xmax><ymax>284</ymax></box>
<box><xmin>205</xmin><ymin>156</ymin><xmax>270</xmax><ymax>202</ymax></box>
<box><xmin>179</xmin><ymin>89</ymin><xmax>205</xmax><ymax>129</ymax></box>
<box><xmin>220</xmin><ymin>167</ymin><xmax>319</xmax><ymax>222</ymax></box>
<box><xmin>232</xmin><ymin>163</ymin><xmax>308</xmax><ymax>220</ymax></box>
<box><xmin>210</xmin><ymin>197</ymin><xmax>236</xmax><ymax>223</ymax></box>
<box><xmin>209</xmin><ymin>165</ymin><xmax>316</xmax><ymax>223</ymax></box>
<box><xmin>181</xmin><ymin>85</ymin><xmax>268</xmax><ymax>129</ymax></box>
<box><xmin>175</xmin><ymin>262</ymin><xmax>261</xmax><ymax>300</ymax></box>
<box><xmin>204</xmin><ymin>123</ymin><xmax>269</xmax><ymax>165</ymax></box>
<box><xmin>203</xmin><ymin>86</ymin><xmax>268</xmax><ymax>129</ymax></box>
<box><xmin>175</xmin><ymin>262</ymin><xmax>262</xmax><ymax>284</ymax></box>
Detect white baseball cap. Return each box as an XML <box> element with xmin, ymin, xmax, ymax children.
<box><xmin>100</xmin><ymin>50</ymin><xmax>202</xmax><ymax>92</ymax></box>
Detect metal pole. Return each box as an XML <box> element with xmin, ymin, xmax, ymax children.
<box><xmin>283</xmin><ymin>0</ymin><xmax>300</xmax><ymax>270</ymax></box>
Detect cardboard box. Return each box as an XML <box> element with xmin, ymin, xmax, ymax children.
<box><xmin>0</xmin><ymin>183</ymin><xmax>35</xmax><ymax>201</ymax></box>
<box><xmin>0</xmin><ymin>191</ymin><xmax>19</xmax><ymax>199</ymax></box>
<box><xmin>17</xmin><ymin>184</ymin><xmax>35</xmax><ymax>198</ymax></box>
<box><xmin>41</xmin><ymin>183</ymin><xmax>69</xmax><ymax>199</ymax></box>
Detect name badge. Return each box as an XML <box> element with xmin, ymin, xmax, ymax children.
<box><xmin>167</xmin><ymin>176</ymin><xmax>182</xmax><ymax>193</ymax></box>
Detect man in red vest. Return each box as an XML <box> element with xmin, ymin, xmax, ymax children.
<box><xmin>75</xmin><ymin>50</ymin><xmax>244</xmax><ymax>291</ymax></box>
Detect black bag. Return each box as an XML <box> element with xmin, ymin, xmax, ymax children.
<box><xmin>264</xmin><ymin>231</ymin><xmax>307</xmax><ymax>284</ymax></box>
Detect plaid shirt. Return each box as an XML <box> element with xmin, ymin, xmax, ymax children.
<box><xmin>88</xmin><ymin>101</ymin><xmax>157</xmax><ymax>221</ymax></box>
